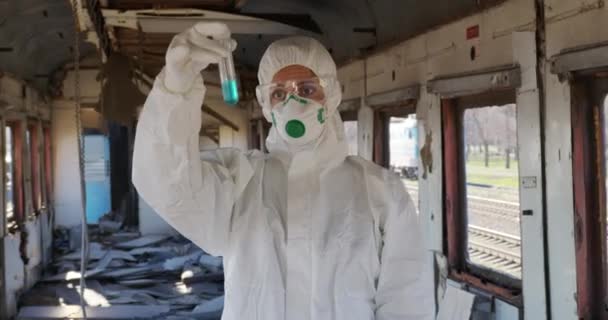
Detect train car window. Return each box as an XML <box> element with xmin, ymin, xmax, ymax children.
<box><xmin>5</xmin><ymin>125</ymin><xmax>14</xmax><ymax>229</ymax></box>
<box><xmin>343</xmin><ymin>120</ymin><xmax>358</xmax><ymax>156</ymax></box>
<box><xmin>25</xmin><ymin>128</ymin><xmax>30</xmax><ymax>211</ymax></box>
<box><xmin>462</xmin><ymin>103</ymin><xmax>521</xmax><ymax>279</ymax></box>
<box><xmin>389</xmin><ymin>114</ymin><xmax>418</xmax><ymax>213</ymax></box>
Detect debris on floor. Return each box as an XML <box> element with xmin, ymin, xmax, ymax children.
<box><xmin>17</xmin><ymin>224</ymin><xmax>224</xmax><ymax>320</ymax></box>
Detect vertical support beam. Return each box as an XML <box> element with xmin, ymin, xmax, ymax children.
<box><xmin>21</xmin><ymin>120</ymin><xmax>33</xmax><ymax>219</ymax></box>
<box><xmin>10</xmin><ymin>119</ymin><xmax>30</xmax><ymax>264</ymax></box>
<box><xmin>441</xmin><ymin>99</ymin><xmax>464</xmax><ymax>271</ymax></box>
<box><xmin>544</xmin><ymin>73</ymin><xmax>578</xmax><ymax>320</ymax></box>
<box><xmin>28</xmin><ymin>121</ymin><xmax>42</xmax><ymax>213</ymax></box>
<box><xmin>416</xmin><ymin>92</ymin><xmax>442</xmax><ymax>314</ymax></box>
<box><xmin>358</xmin><ymin>59</ymin><xmax>374</xmax><ymax>161</ymax></box>
<box><xmin>571</xmin><ymin>82</ymin><xmax>605</xmax><ymax>319</ymax></box>
<box><xmin>418</xmin><ymin>91</ymin><xmax>444</xmax><ymax>253</ymax></box>
<box><xmin>514</xmin><ymin>31</ymin><xmax>549</xmax><ymax>320</ymax></box>
<box><xmin>257</xmin><ymin>119</ymin><xmax>265</xmax><ymax>153</ymax></box>
<box><xmin>357</xmin><ymin>104</ymin><xmax>374</xmax><ymax>160</ymax></box>
<box><xmin>372</xmin><ymin>110</ymin><xmax>388</xmax><ymax>167</ymax></box>
<box><xmin>11</xmin><ymin>121</ymin><xmax>25</xmax><ymax>226</ymax></box>
<box><xmin>0</xmin><ymin>119</ymin><xmax>5</xmax><ymax>236</ymax></box>
<box><xmin>43</xmin><ymin>125</ymin><xmax>52</xmax><ymax>210</ymax></box>
<box><xmin>0</xmin><ymin>118</ymin><xmax>7</xmax><ymax>320</ymax></box>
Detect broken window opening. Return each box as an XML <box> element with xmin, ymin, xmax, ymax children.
<box><xmin>462</xmin><ymin>103</ymin><xmax>521</xmax><ymax>280</ymax></box>
<box><xmin>443</xmin><ymin>91</ymin><xmax>522</xmax><ymax>303</ymax></box>
<box><xmin>343</xmin><ymin>120</ymin><xmax>358</xmax><ymax>156</ymax></box>
<box><xmin>5</xmin><ymin>124</ymin><xmax>14</xmax><ymax>232</ymax></box>
<box><xmin>388</xmin><ymin>113</ymin><xmax>419</xmax><ymax>214</ymax></box>
<box><xmin>6</xmin><ymin>121</ymin><xmax>25</xmax><ymax>233</ymax></box>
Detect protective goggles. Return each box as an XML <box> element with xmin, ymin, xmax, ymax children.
<box><xmin>256</xmin><ymin>76</ymin><xmax>337</xmax><ymax>107</ymax></box>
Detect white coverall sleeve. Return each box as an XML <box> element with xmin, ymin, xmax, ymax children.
<box><xmin>132</xmin><ymin>70</ymin><xmax>253</xmax><ymax>256</ymax></box>
<box><xmin>375</xmin><ymin>176</ymin><xmax>435</xmax><ymax>320</ymax></box>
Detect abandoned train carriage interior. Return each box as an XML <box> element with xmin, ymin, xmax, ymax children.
<box><xmin>1</xmin><ymin>0</ymin><xmax>608</xmax><ymax>319</ymax></box>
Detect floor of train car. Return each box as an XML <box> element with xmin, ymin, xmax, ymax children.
<box><xmin>16</xmin><ymin>213</ymin><xmax>225</xmax><ymax>320</ymax></box>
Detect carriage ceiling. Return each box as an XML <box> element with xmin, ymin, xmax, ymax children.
<box><xmin>0</xmin><ymin>0</ymin><xmax>505</xmax><ymax>94</ymax></box>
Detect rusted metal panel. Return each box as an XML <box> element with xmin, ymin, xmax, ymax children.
<box><xmin>450</xmin><ymin>271</ymin><xmax>522</xmax><ymax>307</ymax></box>
<box><xmin>372</xmin><ymin>111</ymin><xmax>388</xmax><ymax>168</ymax></box>
<box><xmin>27</xmin><ymin>121</ymin><xmax>42</xmax><ymax>213</ymax></box>
<box><xmin>441</xmin><ymin>98</ymin><xmax>465</xmax><ymax>270</ymax></box>
<box><xmin>570</xmin><ymin>81</ymin><xmax>606</xmax><ymax>319</ymax></box>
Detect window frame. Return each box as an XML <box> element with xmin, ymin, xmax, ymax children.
<box><xmin>442</xmin><ymin>89</ymin><xmax>523</xmax><ymax>305</ymax></box>
<box><xmin>42</xmin><ymin>123</ymin><xmax>52</xmax><ymax>209</ymax></box>
<box><xmin>249</xmin><ymin>119</ymin><xmax>271</xmax><ymax>152</ymax></box>
<box><xmin>5</xmin><ymin>120</ymin><xmax>24</xmax><ymax>232</ymax></box>
<box><xmin>341</xmin><ymin>116</ymin><xmax>359</xmax><ymax>157</ymax></box>
<box><xmin>372</xmin><ymin>102</ymin><xmax>417</xmax><ymax>168</ymax></box>
<box><xmin>570</xmin><ymin>75</ymin><xmax>608</xmax><ymax>319</ymax></box>
<box><xmin>27</xmin><ymin>120</ymin><xmax>42</xmax><ymax>214</ymax></box>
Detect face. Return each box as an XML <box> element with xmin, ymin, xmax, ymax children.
<box><xmin>269</xmin><ymin>65</ymin><xmax>326</xmax><ymax>107</ymax></box>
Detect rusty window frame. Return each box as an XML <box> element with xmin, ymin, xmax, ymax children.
<box><xmin>42</xmin><ymin>124</ymin><xmax>52</xmax><ymax>209</ymax></box>
<box><xmin>442</xmin><ymin>90</ymin><xmax>523</xmax><ymax>305</ymax></box>
<box><xmin>5</xmin><ymin>121</ymin><xmax>24</xmax><ymax>233</ymax></box>
<box><xmin>27</xmin><ymin>120</ymin><xmax>42</xmax><ymax>214</ymax></box>
<box><xmin>372</xmin><ymin>102</ymin><xmax>417</xmax><ymax>168</ymax></box>
<box><xmin>570</xmin><ymin>75</ymin><xmax>608</xmax><ymax>319</ymax></box>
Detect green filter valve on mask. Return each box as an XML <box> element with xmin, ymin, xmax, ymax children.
<box><xmin>285</xmin><ymin>120</ymin><xmax>306</xmax><ymax>138</ymax></box>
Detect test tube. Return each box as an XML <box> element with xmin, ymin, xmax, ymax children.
<box><xmin>219</xmin><ymin>39</ymin><xmax>239</xmax><ymax>105</ymax></box>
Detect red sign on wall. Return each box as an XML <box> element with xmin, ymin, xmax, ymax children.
<box><xmin>467</xmin><ymin>25</ymin><xmax>480</xmax><ymax>40</ymax></box>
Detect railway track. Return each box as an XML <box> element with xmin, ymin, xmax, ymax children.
<box><xmin>404</xmin><ymin>181</ymin><xmax>522</xmax><ymax>278</ymax></box>
<box><xmin>468</xmin><ymin>225</ymin><xmax>522</xmax><ymax>278</ymax></box>
<box><xmin>405</xmin><ymin>183</ymin><xmax>520</xmax><ymax>222</ymax></box>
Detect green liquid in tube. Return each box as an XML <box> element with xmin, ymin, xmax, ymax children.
<box><xmin>222</xmin><ymin>79</ymin><xmax>239</xmax><ymax>105</ymax></box>
<box><xmin>219</xmin><ymin>39</ymin><xmax>239</xmax><ymax>106</ymax></box>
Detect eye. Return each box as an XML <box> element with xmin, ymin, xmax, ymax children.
<box><xmin>298</xmin><ymin>83</ymin><xmax>317</xmax><ymax>97</ymax></box>
<box><xmin>271</xmin><ymin>88</ymin><xmax>287</xmax><ymax>101</ymax></box>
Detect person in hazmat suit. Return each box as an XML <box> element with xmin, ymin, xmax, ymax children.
<box><xmin>133</xmin><ymin>22</ymin><xmax>434</xmax><ymax>320</ymax></box>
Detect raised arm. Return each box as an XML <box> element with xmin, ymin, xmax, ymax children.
<box><xmin>132</xmin><ymin>23</ymin><xmax>252</xmax><ymax>256</ymax></box>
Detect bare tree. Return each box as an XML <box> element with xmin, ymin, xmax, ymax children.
<box><xmin>470</xmin><ymin>111</ymin><xmax>490</xmax><ymax>167</ymax></box>
<box><xmin>502</xmin><ymin>104</ymin><xmax>517</xmax><ymax>169</ymax></box>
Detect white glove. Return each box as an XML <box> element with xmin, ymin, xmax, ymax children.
<box><xmin>164</xmin><ymin>22</ymin><xmax>237</xmax><ymax>93</ymax></box>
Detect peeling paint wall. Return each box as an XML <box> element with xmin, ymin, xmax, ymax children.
<box><xmin>0</xmin><ymin>73</ymin><xmax>55</xmax><ymax>319</ymax></box>
<box><xmin>338</xmin><ymin>0</ymin><xmax>539</xmax><ymax>318</ymax></box>
<box><xmin>3</xmin><ymin>218</ymin><xmax>53</xmax><ymax>319</ymax></box>
<box><xmin>337</xmin><ymin>0</ymin><xmax>608</xmax><ymax>318</ymax></box>
<box><xmin>4</xmin><ymin>233</ymin><xmax>25</xmax><ymax>318</ymax></box>
<box><xmin>544</xmin><ymin>1</ymin><xmax>608</xmax><ymax>319</ymax></box>
<box><xmin>52</xmin><ymin>99</ymin><xmax>85</xmax><ymax>228</ymax></box>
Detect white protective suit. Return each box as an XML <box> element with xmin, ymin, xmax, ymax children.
<box><xmin>133</xmin><ymin>30</ymin><xmax>434</xmax><ymax>320</ymax></box>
